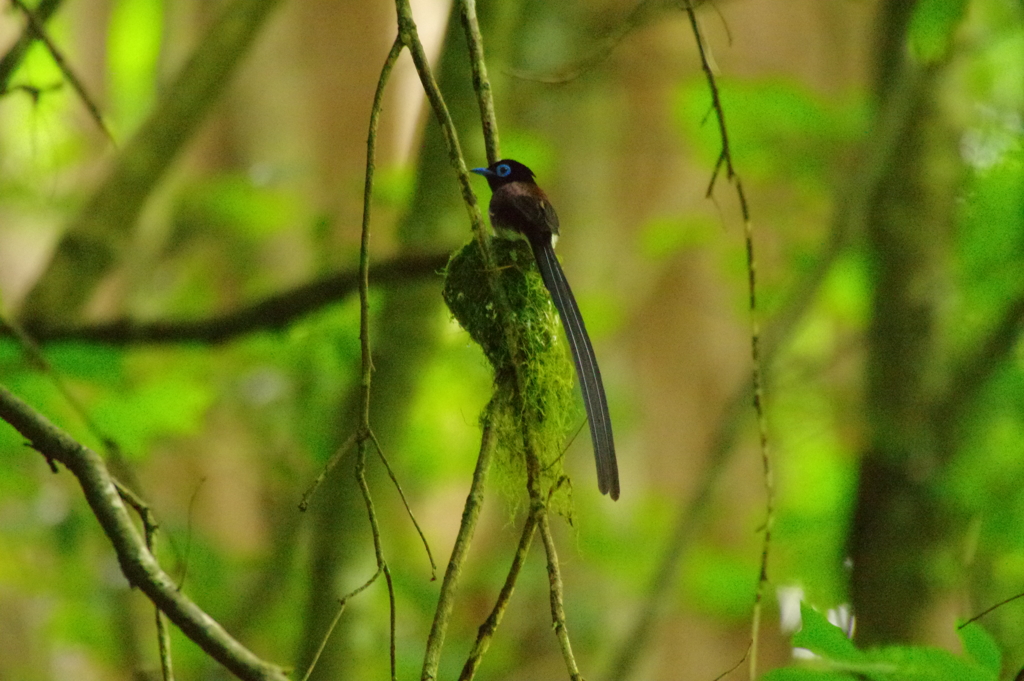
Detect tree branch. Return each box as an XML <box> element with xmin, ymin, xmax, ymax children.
<box><xmin>0</xmin><ymin>384</ymin><xmax>289</xmax><ymax>681</ymax></box>
<box><xmin>16</xmin><ymin>252</ymin><xmax>448</xmax><ymax>345</ymax></box>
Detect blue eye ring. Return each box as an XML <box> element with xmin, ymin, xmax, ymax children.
<box><xmin>496</xmin><ymin>163</ymin><xmax>511</xmax><ymax>177</ymax></box>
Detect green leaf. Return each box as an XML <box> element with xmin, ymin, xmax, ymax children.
<box><xmin>909</xmin><ymin>0</ymin><xmax>969</xmax><ymax>63</ymax></box>
<box><xmin>958</xmin><ymin>622</ymin><xmax>1002</xmax><ymax>674</ymax></box>
<box><xmin>855</xmin><ymin>644</ymin><xmax>996</xmax><ymax>681</ymax></box>
<box><xmin>793</xmin><ymin>603</ymin><xmax>860</xmax><ymax>662</ymax></box>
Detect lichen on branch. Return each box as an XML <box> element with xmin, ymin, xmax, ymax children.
<box><xmin>442</xmin><ymin>237</ymin><xmax>579</xmax><ymax>506</ymax></box>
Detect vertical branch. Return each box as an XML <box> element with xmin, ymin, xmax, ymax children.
<box><xmin>457</xmin><ymin>0</ymin><xmax>501</xmax><ymax>163</ymax></box>
<box><xmin>357</xmin><ymin>35</ymin><xmax>403</xmax><ymax>423</ymax></box>
<box><xmin>394</xmin><ymin>0</ymin><xmax>489</xmax><ymax>245</ymax></box>
<box><xmin>683</xmin><ymin>5</ymin><xmax>773</xmax><ymax>679</ymax></box>
<box><xmin>539</xmin><ymin>514</ymin><xmax>582</xmax><ymax>681</ymax></box>
<box><xmin>355</xmin><ymin>36</ymin><xmax>406</xmax><ymax>681</ymax></box>
<box><xmin>459</xmin><ymin>510</ymin><xmax>539</xmax><ymax>681</ymax></box>
<box><xmin>421</xmin><ymin>401</ymin><xmax>499</xmax><ymax>680</ymax></box>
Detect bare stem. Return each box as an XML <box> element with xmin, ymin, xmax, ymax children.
<box><xmin>459</xmin><ymin>509</ymin><xmax>539</xmax><ymax>681</ymax></box>
<box><xmin>457</xmin><ymin>0</ymin><xmax>500</xmax><ymax>163</ymax></box>
<box><xmin>354</xmin><ymin>36</ymin><xmax>406</xmax><ymax>681</ymax></box>
<box><xmin>539</xmin><ymin>514</ymin><xmax>582</xmax><ymax>681</ymax></box>
<box><xmin>421</xmin><ymin>402</ymin><xmax>499</xmax><ymax>680</ymax></box>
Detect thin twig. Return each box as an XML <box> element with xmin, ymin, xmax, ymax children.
<box><xmin>9</xmin><ymin>0</ymin><xmax>115</xmax><ymax>143</ymax></box>
<box><xmin>0</xmin><ymin>315</ymin><xmax>118</xmax><ymax>448</ymax></box>
<box><xmin>113</xmin><ymin>482</ymin><xmax>176</xmax><ymax>680</ymax></box>
<box><xmin>459</xmin><ymin>509</ymin><xmax>539</xmax><ymax>681</ymax></box>
<box><xmin>710</xmin><ymin>642</ymin><xmax>751</xmax><ymax>681</ymax></box>
<box><xmin>370</xmin><ymin>431</ymin><xmax>436</xmax><ymax>577</ymax></box>
<box><xmin>301</xmin><ymin>34</ymin><xmax>407</xmax><ymax>681</ymax></box>
<box><xmin>117</xmin><ymin>484</ymin><xmax>176</xmax><ymax>681</ymax></box>
<box><xmin>959</xmin><ymin>591</ymin><xmax>1024</xmax><ymax>629</ymax></box>
<box><xmin>683</xmin><ymin>4</ymin><xmax>772</xmax><ymax>679</ymax></box>
<box><xmin>355</xmin><ymin>438</ymin><xmax>398</xmax><ymax>679</ymax></box>
<box><xmin>298</xmin><ymin>432</ymin><xmax>357</xmax><ymax>511</ymax></box>
<box><xmin>355</xmin><ymin>36</ymin><xmax>405</xmax><ymax>681</ymax></box>
<box><xmin>422</xmin><ymin>403</ymin><xmax>499</xmax><ymax>680</ymax></box>
<box><xmin>155</xmin><ymin>572</ymin><xmax>175</xmax><ymax>681</ymax></box>
<box><xmin>300</xmin><ymin>566</ymin><xmax>384</xmax><ymax>681</ymax></box>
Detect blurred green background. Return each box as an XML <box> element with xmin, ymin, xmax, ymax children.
<box><xmin>1</xmin><ymin>0</ymin><xmax>1023</xmax><ymax>679</ymax></box>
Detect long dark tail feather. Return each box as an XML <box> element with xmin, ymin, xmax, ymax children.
<box><xmin>530</xmin><ymin>239</ymin><xmax>620</xmax><ymax>500</ymax></box>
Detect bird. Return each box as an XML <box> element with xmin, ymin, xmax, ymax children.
<box><xmin>472</xmin><ymin>159</ymin><xmax>619</xmax><ymax>500</ymax></box>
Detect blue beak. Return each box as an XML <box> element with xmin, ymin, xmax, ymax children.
<box><xmin>471</xmin><ymin>167</ymin><xmax>493</xmax><ymax>177</ymax></box>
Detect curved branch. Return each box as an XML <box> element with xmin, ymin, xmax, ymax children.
<box><xmin>0</xmin><ymin>384</ymin><xmax>288</xmax><ymax>681</ymax></box>
<box><xmin>17</xmin><ymin>252</ymin><xmax>448</xmax><ymax>345</ymax></box>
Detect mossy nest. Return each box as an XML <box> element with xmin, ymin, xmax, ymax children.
<box><xmin>442</xmin><ymin>237</ymin><xmax>579</xmax><ymax>506</ymax></box>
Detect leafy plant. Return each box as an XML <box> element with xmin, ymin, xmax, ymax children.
<box><xmin>764</xmin><ymin>604</ymin><xmax>1001</xmax><ymax>681</ymax></box>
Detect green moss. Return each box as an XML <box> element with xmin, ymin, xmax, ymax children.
<box><xmin>442</xmin><ymin>237</ymin><xmax>579</xmax><ymax>507</ymax></box>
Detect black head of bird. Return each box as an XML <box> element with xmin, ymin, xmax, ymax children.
<box><xmin>471</xmin><ymin>159</ymin><xmax>536</xmax><ymax>190</ymax></box>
